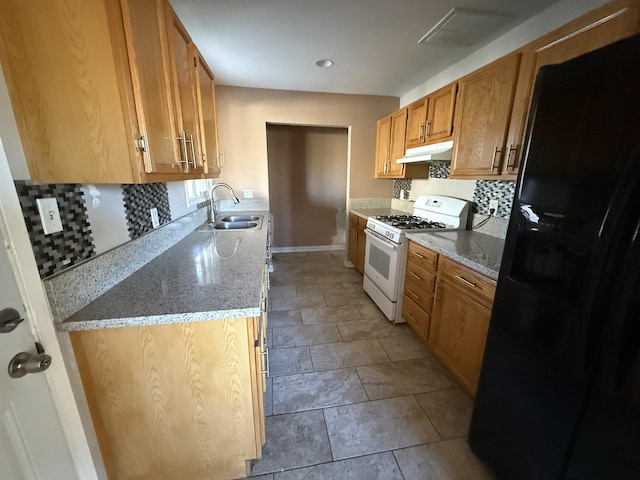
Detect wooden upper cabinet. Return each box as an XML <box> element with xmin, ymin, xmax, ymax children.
<box><xmin>0</xmin><ymin>0</ymin><xmax>220</xmax><ymax>184</ymax></box>
<box><xmin>405</xmin><ymin>99</ymin><xmax>427</xmax><ymax>148</ymax></box>
<box><xmin>0</xmin><ymin>0</ymin><xmax>143</xmax><ymax>183</ymax></box>
<box><xmin>194</xmin><ymin>48</ymin><xmax>222</xmax><ymax>177</ymax></box>
<box><xmin>504</xmin><ymin>0</ymin><xmax>640</xmax><ymax>176</ymax></box>
<box><xmin>425</xmin><ymin>82</ymin><xmax>458</xmax><ymax>142</ymax></box>
<box><xmin>406</xmin><ymin>82</ymin><xmax>457</xmax><ymax>149</ymax></box>
<box><xmin>374</xmin><ymin>108</ymin><xmax>428</xmax><ymax>179</ymax></box>
<box><xmin>165</xmin><ymin>5</ymin><xmax>203</xmax><ymax>174</ymax></box>
<box><xmin>450</xmin><ymin>53</ymin><xmax>521</xmax><ymax>179</ymax></box>
<box><xmin>121</xmin><ymin>0</ymin><xmax>183</xmax><ymax>177</ymax></box>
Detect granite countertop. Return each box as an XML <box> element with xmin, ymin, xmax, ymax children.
<box><xmin>405</xmin><ymin>230</ymin><xmax>505</xmax><ymax>280</ymax></box>
<box><xmin>58</xmin><ymin>212</ymin><xmax>270</xmax><ymax>331</ymax></box>
<box><xmin>350</xmin><ymin>207</ymin><xmax>409</xmax><ymax>219</ymax></box>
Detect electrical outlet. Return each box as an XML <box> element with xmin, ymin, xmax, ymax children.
<box><xmin>489</xmin><ymin>199</ymin><xmax>499</xmax><ymax>215</ymax></box>
<box><xmin>243</xmin><ymin>189</ymin><xmax>253</xmax><ymax>199</ymax></box>
<box><xmin>150</xmin><ymin>207</ymin><xmax>160</xmax><ymax>228</ymax></box>
<box><xmin>36</xmin><ymin>197</ymin><xmax>63</xmax><ymax>235</ymax></box>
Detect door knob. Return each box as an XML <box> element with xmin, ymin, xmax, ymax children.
<box><xmin>8</xmin><ymin>343</ymin><xmax>52</xmax><ymax>378</ymax></box>
<box><xmin>0</xmin><ymin>308</ymin><xmax>24</xmax><ymax>333</ymax></box>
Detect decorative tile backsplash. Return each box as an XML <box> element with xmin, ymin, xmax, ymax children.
<box><xmin>472</xmin><ymin>180</ymin><xmax>516</xmax><ymax>219</ymax></box>
<box><xmin>392</xmin><ymin>179</ymin><xmax>412</xmax><ymax>199</ymax></box>
<box><xmin>14</xmin><ymin>181</ymin><xmax>95</xmax><ymax>278</ymax></box>
<box><xmin>429</xmin><ymin>162</ymin><xmax>450</xmax><ymax>179</ymax></box>
<box><xmin>122</xmin><ymin>183</ymin><xmax>171</xmax><ymax>239</ymax></box>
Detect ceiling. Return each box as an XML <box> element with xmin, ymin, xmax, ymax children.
<box><xmin>170</xmin><ymin>0</ymin><xmax>559</xmax><ymax>97</ymax></box>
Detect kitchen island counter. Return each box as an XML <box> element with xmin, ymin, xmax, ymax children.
<box><xmin>405</xmin><ymin>230</ymin><xmax>505</xmax><ymax>280</ymax></box>
<box><xmin>58</xmin><ymin>212</ymin><xmax>269</xmax><ymax>331</ymax></box>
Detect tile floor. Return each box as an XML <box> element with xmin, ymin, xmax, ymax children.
<box><xmin>244</xmin><ymin>251</ymin><xmax>495</xmax><ymax>479</ymax></box>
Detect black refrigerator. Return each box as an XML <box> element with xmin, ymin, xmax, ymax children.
<box><xmin>468</xmin><ymin>33</ymin><xmax>640</xmax><ymax>479</ymax></box>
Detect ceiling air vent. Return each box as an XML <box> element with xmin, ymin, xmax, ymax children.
<box><xmin>418</xmin><ymin>8</ymin><xmax>510</xmax><ymax>47</ymax></box>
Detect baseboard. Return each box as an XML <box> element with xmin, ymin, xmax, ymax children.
<box><xmin>271</xmin><ymin>245</ymin><xmax>346</xmax><ymax>253</ymax></box>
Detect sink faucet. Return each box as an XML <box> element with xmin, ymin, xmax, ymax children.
<box><xmin>208</xmin><ymin>183</ymin><xmax>240</xmax><ymax>223</ymax></box>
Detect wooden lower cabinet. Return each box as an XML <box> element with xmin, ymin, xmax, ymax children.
<box><xmin>70</xmin><ymin>318</ymin><xmax>265</xmax><ymax>480</ymax></box>
<box><xmin>348</xmin><ymin>213</ymin><xmax>367</xmax><ymax>274</ymax></box>
<box><xmin>402</xmin><ymin>241</ymin><xmax>496</xmax><ymax>396</ymax></box>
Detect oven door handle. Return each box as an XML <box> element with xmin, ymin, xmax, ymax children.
<box><xmin>365</xmin><ymin>229</ymin><xmax>398</xmax><ymax>250</ymax></box>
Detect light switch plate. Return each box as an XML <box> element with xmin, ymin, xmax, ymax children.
<box><xmin>36</xmin><ymin>197</ymin><xmax>63</xmax><ymax>235</ymax></box>
<box><xmin>243</xmin><ymin>189</ymin><xmax>253</xmax><ymax>199</ymax></box>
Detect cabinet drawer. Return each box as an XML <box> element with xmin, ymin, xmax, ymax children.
<box><xmin>404</xmin><ymin>276</ymin><xmax>434</xmax><ymax>314</ymax></box>
<box><xmin>405</xmin><ymin>263</ymin><xmax>436</xmax><ymax>292</ymax></box>
<box><xmin>357</xmin><ymin>216</ymin><xmax>368</xmax><ymax>229</ymax></box>
<box><xmin>407</xmin><ymin>241</ymin><xmax>438</xmax><ymax>272</ymax></box>
<box><xmin>402</xmin><ymin>295</ymin><xmax>430</xmax><ymax>341</ymax></box>
<box><xmin>440</xmin><ymin>257</ymin><xmax>496</xmax><ymax>306</ymax></box>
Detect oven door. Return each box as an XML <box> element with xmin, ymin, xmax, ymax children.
<box><xmin>364</xmin><ymin>228</ymin><xmax>401</xmax><ymax>300</ymax></box>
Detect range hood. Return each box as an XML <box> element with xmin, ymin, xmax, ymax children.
<box><xmin>396</xmin><ymin>140</ymin><xmax>453</xmax><ymax>163</ymax></box>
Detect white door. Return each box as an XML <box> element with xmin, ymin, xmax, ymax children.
<box><xmin>0</xmin><ymin>164</ymin><xmax>78</xmax><ymax>477</ymax></box>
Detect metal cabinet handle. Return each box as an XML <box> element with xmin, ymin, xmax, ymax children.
<box><xmin>410</xmin><ymin>271</ymin><xmax>422</xmax><ymax>281</ymax></box>
<box><xmin>411</xmin><ymin>251</ymin><xmax>425</xmax><ymax>259</ymax></box>
<box><xmin>186</xmin><ymin>134</ymin><xmax>197</xmax><ymax>169</ymax></box>
<box><xmin>454</xmin><ymin>274</ymin><xmax>477</xmax><ymax>288</ymax></box>
<box><xmin>425</xmin><ymin>120</ymin><xmax>431</xmax><ymax>137</ymax></box>
<box><xmin>260</xmin><ymin>348</ymin><xmax>269</xmax><ymax>378</ymax></box>
<box><xmin>419</xmin><ymin>124</ymin><xmax>424</xmax><ymax>141</ymax></box>
<box><xmin>0</xmin><ymin>308</ymin><xmax>24</xmax><ymax>333</ymax></box>
<box><xmin>409</xmin><ymin>290</ymin><xmax>420</xmax><ymax>300</ymax></box>
<box><xmin>490</xmin><ymin>147</ymin><xmax>502</xmax><ymax>171</ymax></box>
<box><xmin>177</xmin><ymin>131</ymin><xmax>190</xmax><ymax>171</ymax></box>
<box><xmin>506</xmin><ymin>144</ymin><xmax>519</xmax><ymax>170</ymax></box>
<box><xmin>407</xmin><ymin>313</ymin><xmax>416</xmax><ymax>322</ymax></box>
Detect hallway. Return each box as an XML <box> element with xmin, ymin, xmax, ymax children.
<box><xmin>245</xmin><ymin>251</ymin><xmax>494</xmax><ymax>479</ymax></box>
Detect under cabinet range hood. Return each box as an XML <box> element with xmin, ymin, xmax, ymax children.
<box><xmin>396</xmin><ymin>140</ymin><xmax>453</xmax><ymax>163</ymax></box>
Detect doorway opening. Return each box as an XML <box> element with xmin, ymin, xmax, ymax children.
<box><xmin>266</xmin><ymin>124</ymin><xmax>348</xmax><ymax>252</ymax></box>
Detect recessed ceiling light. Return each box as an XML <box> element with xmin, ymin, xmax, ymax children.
<box><xmin>315</xmin><ymin>59</ymin><xmax>334</xmax><ymax>68</ymax></box>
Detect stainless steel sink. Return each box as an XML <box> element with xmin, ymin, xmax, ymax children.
<box><xmin>212</xmin><ymin>221</ymin><xmax>258</xmax><ymax>230</ymax></box>
<box><xmin>198</xmin><ymin>214</ymin><xmax>263</xmax><ymax>232</ymax></box>
<box><xmin>220</xmin><ymin>215</ymin><xmax>261</xmax><ymax>222</ymax></box>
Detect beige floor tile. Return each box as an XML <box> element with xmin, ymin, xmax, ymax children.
<box><xmin>337</xmin><ymin>318</ymin><xmax>410</xmax><ymax>341</ymax></box>
<box><xmin>393</xmin><ymin>438</ymin><xmax>495</xmax><ymax>480</ymax></box>
<box><xmin>356</xmin><ymin>357</ymin><xmax>451</xmax><ymax>400</ymax></box>
<box><xmin>415</xmin><ymin>388</ymin><xmax>474</xmax><ymax>439</ymax></box>
<box><xmin>324</xmin><ymin>396</ymin><xmax>440</xmax><ymax>460</ymax></box>
<box><xmin>377</xmin><ymin>334</ymin><xmax>430</xmax><ymax>361</ymax></box>
<box><xmin>301</xmin><ymin>305</ymin><xmax>361</xmax><ymax>325</ymax></box>
<box><xmin>269</xmin><ymin>285</ymin><xmax>297</xmax><ymax>299</ymax></box>
<box><xmin>272</xmin><ymin>368</ymin><xmax>367</xmax><ymax>414</ymax></box>
<box><xmin>273</xmin><ymin>452</ymin><xmax>403</xmax><ymax>479</ymax></box>
<box><xmin>272</xmin><ymin>324</ymin><xmax>342</xmax><ymax>348</ymax></box>
<box><xmin>309</xmin><ymin>338</ymin><xmax>390</xmax><ymax>371</ymax></box>
<box><xmin>270</xmin><ymin>294</ymin><xmax>326</xmax><ymax>311</ymax></box>
<box><xmin>324</xmin><ymin>292</ymin><xmax>369</xmax><ymax>307</ymax></box>
<box><xmin>296</xmin><ymin>283</ymin><xmax>347</xmax><ymax>296</ymax></box>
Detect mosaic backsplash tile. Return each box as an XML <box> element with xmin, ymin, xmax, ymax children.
<box><xmin>472</xmin><ymin>180</ymin><xmax>516</xmax><ymax>219</ymax></box>
<box><xmin>392</xmin><ymin>179</ymin><xmax>412</xmax><ymax>199</ymax></box>
<box><xmin>429</xmin><ymin>162</ymin><xmax>450</xmax><ymax>179</ymax></box>
<box><xmin>122</xmin><ymin>183</ymin><xmax>171</xmax><ymax>239</ymax></box>
<box><xmin>14</xmin><ymin>181</ymin><xmax>95</xmax><ymax>278</ymax></box>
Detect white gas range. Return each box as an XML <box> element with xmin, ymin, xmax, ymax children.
<box><xmin>363</xmin><ymin>195</ymin><xmax>470</xmax><ymax>323</ymax></box>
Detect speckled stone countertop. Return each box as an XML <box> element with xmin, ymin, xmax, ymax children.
<box><xmin>350</xmin><ymin>207</ymin><xmax>408</xmax><ymax>219</ymax></box>
<box><xmin>58</xmin><ymin>213</ymin><xmax>269</xmax><ymax>331</ymax></box>
<box><xmin>405</xmin><ymin>230</ymin><xmax>505</xmax><ymax>280</ymax></box>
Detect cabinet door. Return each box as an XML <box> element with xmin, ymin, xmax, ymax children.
<box><xmin>387</xmin><ymin>108</ymin><xmax>408</xmax><ymax>177</ymax></box>
<box><xmin>450</xmin><ymin>53</ymin><xmax>521</xmax><ymax>179</ymax></box>
<box><xmin>194</xmin><ymin>48</ymin><xmax>221</xmax><ymax>177</ymax></box>
<box><xmin>120</xmin><ymin>0</ymin><xmax>182</xmax><ymax>175</ymax></box>
<box><xmin>166</xmin><ymin>6</ymin><xmax>202</xmax><ymax>173</ymax></box>
<box><xmin>425</xmin><ymin>83</ymin><xmax>457</xmax><ymax>143</ymax></box>
<box><xmin>406</xmin><ymin>98</ymin><xmax>428</xmax><ymax>148</ymax></box>
<box><xmin>430</xmin><ymin>281</ymin><xmax>491</xmax><ymax>395</ymax></box>
<box><xmin>374</xmin><ymin>115</ymin><xmax>392</xmax><ymax>178</ymax></box>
